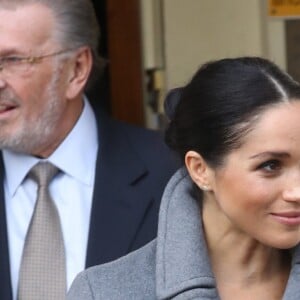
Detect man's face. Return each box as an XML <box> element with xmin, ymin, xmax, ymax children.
<box><xmin>0</xmin><ymin>3</ymin><xmax>76</xmax><ymax>157</ymax></box>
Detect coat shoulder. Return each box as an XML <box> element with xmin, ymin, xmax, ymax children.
<box><xmin>68</xmin><ymin>240</ymin><xmax>157</xmax><ymax>300</ymax></box>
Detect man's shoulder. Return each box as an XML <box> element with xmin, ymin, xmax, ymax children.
<box><xmin>97</xmin><ymin>110</ymin><xmax>165</xmax><ymax>145</ymax></box>
<box><xmin>68</xmin><ymin>240</ymin><xmax>157</xmax><ymax>300</ymax></box>
<box><xmin>110</xmin><ymin>117</ymin><xmax>165</xmax><ymax>143</ymax></box>
<box><xmin>106</xmin><ymin>117</ymin><xmax>179</xmax><ymax>167</ymax></box>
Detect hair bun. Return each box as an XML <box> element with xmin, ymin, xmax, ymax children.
<box><xmin>164</xmin><ymin>88</ymin><xmax>182</xmax><ymax>120</ymax></box>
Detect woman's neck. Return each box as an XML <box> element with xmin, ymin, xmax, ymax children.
<box><xmin>201</xmin><ymin>197</ymin><xmax>291</xmax><ymax>297</ymax></box>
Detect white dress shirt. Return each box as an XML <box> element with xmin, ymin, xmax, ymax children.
<box><xmin>3</xmin><ymin>98</ymin><xmax>99</xmax><ymax>300</ymax></box>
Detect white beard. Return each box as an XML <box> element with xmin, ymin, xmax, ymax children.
<box><xmin>0</xmin><ymin>63</ymin><xmax>65</xmax><ymax>155</ymax></box>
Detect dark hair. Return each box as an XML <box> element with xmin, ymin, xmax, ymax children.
<box><xmin>165</xmin><ymin>57</ymin><xmax>300</xmax><ymax>167</ymax></box>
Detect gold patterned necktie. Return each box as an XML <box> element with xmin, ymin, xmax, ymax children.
<box><xmin>18</xmin><ymin>162</ymin><xmax>66</xmax><ymax>300</ymax></box>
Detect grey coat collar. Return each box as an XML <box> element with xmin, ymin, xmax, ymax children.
<box><xmin>155</xmin><ymin>167</ymin><xmax>300</xmax><ymax>300</ymax></box>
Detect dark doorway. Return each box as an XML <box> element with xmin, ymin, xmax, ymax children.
<box><xmin>88</xmin><ymin>0</ymin><xmax>111</xmax><ymax>114</ymax></box>
<box><xmin>286</xmin><ymin>19</ymin><xmax>300</xmax><ymax>83</ymax></box>
<box><xmin>91</xmin><ymin>0</ymin><xmax>108</xmax><ymax>57</ymax></box>
<box><xmin>89</xmin><ymin>0</ymin><xmax>145</xmax><ymax>126</ymax></box>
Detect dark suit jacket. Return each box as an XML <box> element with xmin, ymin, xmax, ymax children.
<box><xmin>0</xmin><ymin>107</ymin><xmax>178</xmax><ymax>299</ymax></box>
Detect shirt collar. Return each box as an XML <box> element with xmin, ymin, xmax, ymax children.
<box><xmin>3</xmin><ymin>96</ymin><xmax>98</xmax><ymax>197</ymax></box>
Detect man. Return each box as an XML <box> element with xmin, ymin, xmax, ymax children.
<box><xmin>0</xmin><ymin>1</ymin><xmax>177</xmax><ymax>299</ymax></box>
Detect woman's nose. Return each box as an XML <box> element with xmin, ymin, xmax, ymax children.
<box><xmin>282</xmin><ymin>186</ymin><xmax>300</xmax><ymax>202</ymax></box>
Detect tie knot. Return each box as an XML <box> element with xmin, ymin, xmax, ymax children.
<box><xmin>29</xmin><ymin>162</ymin><xmax>59</xmax><ymax>187</ymax></box>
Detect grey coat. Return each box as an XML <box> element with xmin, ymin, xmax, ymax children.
<box><xmin>67</xmin><ymin>168</ymin><xmax>300</xmax><ymax>300</ymax></box>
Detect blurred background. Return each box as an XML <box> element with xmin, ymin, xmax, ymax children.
<box><xmin>90</xmin><ymin>0</ymin><xmax>300</xmax><ymax>129</ymax></box>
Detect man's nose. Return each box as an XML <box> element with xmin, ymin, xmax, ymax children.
<box><xmin>0</xmin><ymin>74</ymin><xmax>7</xmax><ymax>89</ymax></box>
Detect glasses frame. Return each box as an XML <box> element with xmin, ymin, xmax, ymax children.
<box><xmin>0</xmin><ymin>48</ymin><xmax>74</xmax><ymax>73</ymax></box>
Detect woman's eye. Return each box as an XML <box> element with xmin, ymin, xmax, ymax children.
<box><xmin>257</xmin><ymin>160</ymin><xmax>281</xmax><ymax>172</ymax></box>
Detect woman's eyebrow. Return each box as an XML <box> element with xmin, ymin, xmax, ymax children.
<box><xmin>249</xmin><ymin>151</ymin><xmax>290</xmax><ymax>160</ymax></box>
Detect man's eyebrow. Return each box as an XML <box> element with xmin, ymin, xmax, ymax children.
<box><xmin>249</xmin><ymin>151</ymin><xmax>290</xmax><ymax>159</ymax></box>
<box><xmin>0</xmin><ymin>48</ymin><xmax>23</xmax><ymax>56</ymax></box>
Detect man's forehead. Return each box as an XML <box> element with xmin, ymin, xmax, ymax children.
<box><xmin>0</xmin><ymin>3</ymin><xmax>55</xmax><ymax>52</ymax></box>
<box><xmin>0</xmin><ymin>1</ymin><xmax>43</xmax><ymax>11</ymax></box>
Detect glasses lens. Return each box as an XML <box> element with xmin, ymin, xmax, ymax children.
<box><xmin>1</xmin><ymin>57</ymin><xmax>31</xmax><ymax>77</ymax></box>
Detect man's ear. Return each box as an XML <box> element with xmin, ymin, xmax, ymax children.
<box><xmin>66</xmin><ymin>47</ymin><xmax>93</xmax><ymax>99</ymax></box>
<box><xmin>185</xmin><ymin>151</ymin><xmax>213</xmax><ymax>191</ymax></box>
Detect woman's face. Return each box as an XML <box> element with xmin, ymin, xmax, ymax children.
<box><xmin>208</xmin><ymin>101</ymin><xmax>300</xmax><ymax>249</ymax></box>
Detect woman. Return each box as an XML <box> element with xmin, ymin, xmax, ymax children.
<box><xmin>67</xmin><ymin>57</ymin><xmax>300</xmax><ymax>299</ymax></box>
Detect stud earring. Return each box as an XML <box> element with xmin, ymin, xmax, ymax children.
<box><xmin>201</xmin><ymin>185</ymin><xmax>210</xmax><ymax>191</ymax></box>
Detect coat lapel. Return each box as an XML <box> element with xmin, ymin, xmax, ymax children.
<box><xmin>86</xmin><ymin>112</ymin><xmax>153</xmax><ymax>267</ymax></box>
<box><xmin>0</xmin><ymin>109</ymin><xmax>156</xmax><ymax>299</ymax></box>
<box><xmin>282</xmin><ymin>245</ymin><xmax>300</xmax><ymax>300</ymax></box>
<box><xmin>156</xmin><ymin>168</ymin><xmax>219</xmax><ymax>299</ymax></box>
<box><xmin>0</xmin><ymin>154</ymin><xmax>13</xmax><ymax>300</ymax></box>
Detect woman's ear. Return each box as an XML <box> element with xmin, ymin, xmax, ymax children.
<box><xmin>185</xmin><ymin>151</ymin><xmax>213</xmax><ymax>191</ymax></box>
<box><xmin>65</xmin><ymin>47</ymin><xmax>93</xmax><ymax>99</ymax></box>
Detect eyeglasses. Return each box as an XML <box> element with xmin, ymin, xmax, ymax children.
<box><xmin>0</xmin><ymin>49</ymin><xmax>74</xmax><ymax>77</ymax></box>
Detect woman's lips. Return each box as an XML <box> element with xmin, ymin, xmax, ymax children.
<box><xmin>271</xmin><ymin>212</ymin><xmax>300</xmax><ymax>226</ymax></box>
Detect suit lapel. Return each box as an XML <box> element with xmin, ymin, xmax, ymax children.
<box><xmin>0</xmin><ymin>109</ymin><xmax>155</xmax><ymax>298</ymax></box>
<box><xmin>86</xmin><ymin>112</ymin><xmax>153</xmax><ymax>267</ymax></box>
<box><xmin>0</xmin><ymin>154</ymin><xmax>13</xmax><ymax>300</ymax></box>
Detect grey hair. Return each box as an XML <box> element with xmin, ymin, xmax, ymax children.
<box><xmin>0</xmin><ymin>0</ymin><xmax>104</xmax><ymax>89</ymax></box>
